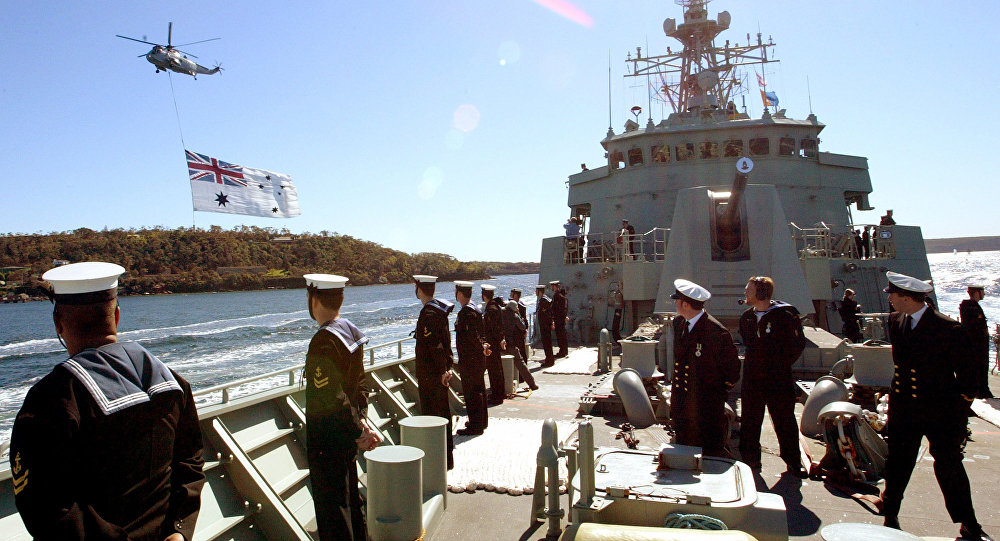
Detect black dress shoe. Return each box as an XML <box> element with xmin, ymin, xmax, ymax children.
<box><xmin>883</xmin><ymin>516</ymin><xmax>900</xmax><ymax>530</ymax></box>
<box><xmin>529</xmin><ymin>384</ymin><xmax>539</xmax><ymax>390</ymax></box>
<box><xmin>456</xmin><ymin>427</ymin><xmax>484</xmax><ymax>436</ymax></box>
<box><xmin>960</xmin><ymin>523</ymin><xmax>994</xmax><ymax>541</ymax></box>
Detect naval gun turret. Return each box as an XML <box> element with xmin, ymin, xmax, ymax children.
<box><xmin>712</xmin><ymin>157</ymin><xmax>752</xmax><ymax>259</ymax></box>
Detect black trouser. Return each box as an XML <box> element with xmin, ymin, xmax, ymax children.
<box><xmin>485</xmin><ymin>350</ymin><xmax>505</xmax><ymax>402</ymax></box>
<box><xmin>843</xmin><ymin>323</ymin><xmax>862</xmax><ymax>343</ymax></box>
<box><xmin>739</xmin><ymin>380</ymin><xmax>801</xmax><ymax>470</ymax></box>
<box><xmin>515</xmin><ymin>340</ymin><xmax>530</xmax><ymax>368</ymax></box>
<box><xmin>539</xmin><ymin>320</ymin><xmax>555</xmax><ymax>361</ymax></box>
<box><xmin>507</xmin><ymin>341</ymin><xmax>536</xmax><ymax>388</ymax></box>
<box><xmin>457</xmin><ymin>361</ymin><xmax>488</xmax><ymax>430</ymax></box>
<box><xmin>882</xmin><ymin>411</ymin><xmax>977</xmax><ymax>525</ymax></box>
<box><xmin>612</xmin><ymin>308</ymin><xmax>623</xmax><ymax>343</ymax></box>
<box><xmin>555</xmin><ymin>318</ymin><xmax>568</xmax><ymax>357</ymax></box>
<box><xmin>976</xmin><ymin>343</ymin><xmax>993</xmax><ymax>398</ymax></box>
<box><xmin>675</xmin><ymin>400</ymin><xmax>729</xmax><ymax>458</ymax></box>
<box><xmin>309</xmin><ymin>446</ymin><xmax>365</xmax><ymax>541</ymax></box>
<box><xmin>417</xmin><ymin>375</ymin><xmax>454</xmax><ymax>467</ymax></box>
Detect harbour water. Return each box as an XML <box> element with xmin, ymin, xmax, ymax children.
<box><xmin>1</xmin><ymin>251</ymin><xmax>997</xmax><ymax>443</ymax></box>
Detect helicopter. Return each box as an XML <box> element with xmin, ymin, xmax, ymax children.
<box><xmin>117</xmin><ymin>22</ymin><xmax>221</xmax><ymax>78</ymax></box>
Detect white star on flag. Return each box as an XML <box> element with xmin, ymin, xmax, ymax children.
<box><xmin>186</xmin><ymin>150</ymin><xmax>301</xmax><ymax>218</ymax></box>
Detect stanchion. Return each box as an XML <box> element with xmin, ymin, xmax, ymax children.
<box><xmin>365</xmin><ymin>445</ymin><xmax>424</xmax><ymax>541</ymax></box>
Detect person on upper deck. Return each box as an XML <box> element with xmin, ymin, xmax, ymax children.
<box><xmin>618</xmin><ymin>219</ymin><xmax>636</xmax><ymax>260</ymax></box>
<box><xmin>10</xmin><ymin>262</ymin><xmax>205</xmax><ymax>541</ymax></box>
<box><xmin>302</xmin><ymin>273</ymin><xmax>381</xmax><ymax>541</ymax></box>
<box><xmin>879</xmin><ymin>272</ymin><xmax>991</xmax><ymax>541</ymax></box>
<box><xmin>880</xmin><ymin>209</ymin><xmax>896</xmax><ymax>226</ymax></box>
<box><xmin>738</xmin><ymin>276</ymin><xmax>808</xmax><ymax>478</ymax></box>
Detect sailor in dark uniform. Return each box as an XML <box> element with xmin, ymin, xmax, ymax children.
<box><xmin>303</xmin><ymin>274</ymin><xmax>381</xmax><ymax>541</ymax></box>
<box><xmin>670</xmin><ymin>279</ymin><xmax>740</xmax><ymax>458</ymax></box>
<box><xmin>503</xmin><ymin>299</ymin><xmax>538</xmax><ymax>391</ymax></box>
<box><xmin>960</xmin><ymin>285</ymin><xmax>993</xmax><ymax>399</ymax></box>
<box><xmin>10</xmin><ymin>262</ymin><xmax>205</xmax><ymax>541</ymax></box>
<box><xmin>535</xmin><ymin>285</ymin><xmax>556</xmax><ymax>367</ymax></box>
<box><xmin>550</xmin><ymin>280</ymin><xmax>569</xmax><ymax>358</ymax></box>
<box><xmin>879</xmin><ymin>272</ymin><xmax>991</xmax><ymax>541</ymax></box>
<box><xmin>454</xmin><ymin>281</ymin><xmax>488</xmax><ymax>436</ymax></box>
<box><xmin>413</xmin><ymin>274</ymin><xmax>455</xmax><ymax>469</ymax></box>
<box><xmin>738</xmin><ymin>276</ymin><xmax>808</xmax><ymax>477</ymax></box>
<box><xmin>481</xmin><ymin>284</ymin><xmax>507</xmax><ymax>405</ymax></box>
<box><xmin>838</xmin><ymin>288</ymin><xmax>863</xmax><ymax>343</ymax></box>
<box><xmin>509</xmin><ymin>288</ymin><xmax>531</xmax><ymax>363</ymax></box>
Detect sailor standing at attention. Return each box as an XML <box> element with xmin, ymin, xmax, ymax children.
<box><xmin>481</xmin><ymin>284</ymin><xmax>507</xmax><ymax>405</ymax></box>
<box><xmin>509</xmin><ymin>287</ymin><xmax>530</xmax><ymax>363</ymax></box>
<box><xmin>737</xmin><ymin>276</ymin><xmax>808</xmax><ymax>477</ymax></box>
<box><xmin>670</xmin><ymin>279</ymin><xmax>740</xmax><ymax>458</ymax></box>
<box><xmin>879</xmin><ymin>272</ymin><xmax>992</xmax><ymax>540</ymax></box>
<box><xmin>413</xmin><ymin>275</ymin><xmax>456</xmax><ymax>469</ymax></box>
<box><xmin>550</xmin><ymin>280</ymin><xmax>569</xmax><ymax>358</ymax></box>
<box><xmin>454</xmin><ymin>281</ymin><xmax>489</xmax><ymax>436</ymax></box>
<box><xmin>303</xmin><ymin>274</ymin><xmax>381</xmax><ymax>541</ymax></box>
<box><xmin>535</xmin><ymin>285</ymin><xmax>556</xmax><ymax>367</ymax></box>
<box><xmin>960</xmin><ymin>285</ymin><xmax>994</xmax><ymax>399</ymax></box>
<box><xmin>10</xmin><ymin>262</ymin><xmax>205</xmax><ymax>540</ymax></box>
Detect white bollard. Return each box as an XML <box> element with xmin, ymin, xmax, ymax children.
<box><xmin>399</xmin><ymin>415</ymin><xmax>448</xmax><ymax>509</ymax></box>
<box><xmin>501</xmin><ymin>354</ymin><xmax>516</xmax><ymax>395</ymax></box>
<box><xmin>365</xmin><ymin>445</ymin><xmax>424</xmax><ymax>541</ymax></box>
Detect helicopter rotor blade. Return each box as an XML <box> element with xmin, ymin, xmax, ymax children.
<box><xmin>117</xmin><ymin>35</ymin><xmax>161</xmax><ymax>46</ymax></box>
<box><xmin>173</xmin><ymin>37</ymin><xmax>221</xmax><ymax>47</ymax></box>
<box><xmin>168</xmin><ymin>22</ymin><xmax>172</xmax><ymax>47</ymax></box>
<box><xmin>174</xmin><ymin>49</ymin><xmax>198</xmax><ymax>59</ymax></box>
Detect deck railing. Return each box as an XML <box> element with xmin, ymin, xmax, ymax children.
<box><xmin>193</xmin><ymin>336</ymin><xmax>417</xmax><ymax>405</ymax></box>
<box><xmin>566</xmin><ymin>227</ymin><xmax>670</xmax><ymax>264</ymax></box>
<box><xmin>790</xmin><ymin>222</ymin><xmax>896</xmax><ymax>260</ymax></box>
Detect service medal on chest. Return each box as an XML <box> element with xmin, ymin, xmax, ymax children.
<box><xmin>695</xmin><ymin>343</ymin><xmax>703</xmax><ymax>357</ymax></box>
<box><xmin>765</xmin><ymin>322</ymin><xmax>771</xmax><ymax>334</ymax></box>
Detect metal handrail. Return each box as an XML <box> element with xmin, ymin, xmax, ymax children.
<box><xmin>193</xmin><ymin>336</ymin><xmax>416</xmax><ymax>404</ymax></box>
<box><xmin>570</xmin><ymin>227</ymin><xmax>670</xmax><ymax>264</ymax></box>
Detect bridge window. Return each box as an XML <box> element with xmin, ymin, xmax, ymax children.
<box><xmin>651</xmin><ymin>145</ymin><xmax>670</xmax><ymax>163</ymax></box>
<box><xmin>723</xmin><ymin>139</ymin><xmax>744</xmax><ymax>158</ymax></box>
<box><xmin>699</xmin><ymin>141</ymin><xmax>719</xmax><ymax>159</ymax></box>
<box><xmin>749</xmin><ymin>137</ymin><xmax>769</xmax><ymax>156</ymax></box>
<box><xmin>610</xmin><ymin>150</ymin><xmax>625</xmax><ymax>170</ymax></box>
<box><xmin>676</xmin><ymin>143</ymin><xmax>694</xmax><ymax>161</ymax></box>
<box><xmin>800</xmin><ymin>138</ymin><xmax>818</xmax><ymax>158</ymax></box>
<box><xmin>778</xmin><ymin>137</ymin><xmax>795</xmax><ymax>156</ymax></box>
<box><xmin>628</xmin><ymin>147</ymin><xmax>644</xmax><ymax>166</ymax></box>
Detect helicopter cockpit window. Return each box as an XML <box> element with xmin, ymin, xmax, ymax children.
<box><xmin>799</xmin><ymin>138</ymin><xmax>818</xmax><ymax>158</ymax></box>
<box><xmin>676</xmin><ymin>143</ymin><xmax>694</xmax><ymax>161</ymax></box>
<box><xmin>778</xmin><ymin>137</ymin><xmax>795</xmax><ymax>156</ymax></box>
<box><xmin>723</xmin><ymin>139</ymin><xmax>744</xmax><ymax>158</ymax></box>
<box><xmin>699</xmin><ymin>141</ymin><xmax>719</xmax><ymax>159</ymax></box>
<box><xmin>610</xmin><ymin>151</ymin><xmax>625</xmax><ymax>170</ymax></box>
<box><xmin>628</xmin><ymin>147</ymin><xmax>644</xmax><ymax>166</ymax></box>
<box><xmin>749</xmin><ymin>137</ymin><xmax>769</xmax><ymax>156</ymax></box>
<box><xmin>651</xmin><ymin>145</ymin><xmax>670</xmax><ymax>163</ymax></box>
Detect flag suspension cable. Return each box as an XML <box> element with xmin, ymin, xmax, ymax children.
<box><xmin>166</xmin><ymin>72</ymin><xmax>194</xmax><ymax>227</ymax></box>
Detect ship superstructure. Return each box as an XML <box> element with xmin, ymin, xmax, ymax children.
<box><xmin>539</xmin><ymin>0</ymin><xmax>931</xmax><ymax>336</ymax></box>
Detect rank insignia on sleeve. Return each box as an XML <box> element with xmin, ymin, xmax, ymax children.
<box><xmin>11</xmin><ymin>452</ymin><xmax>28</xmax><ymax>495</ymax></box>
<box><xmin>313</xmin><ymin>367</ymin><xmax>329</xmax><ymax>389</ymax></box>
<box><xmin>423</xmin><ymin>328</ymin><xmax>432</xmax><ymax>337</ymax></box>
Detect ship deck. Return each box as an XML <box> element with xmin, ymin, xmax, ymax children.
<box><xmin>433</xmin><ymin>348</ymin><xmax>1000</xmax><ymax>541</ymax></box>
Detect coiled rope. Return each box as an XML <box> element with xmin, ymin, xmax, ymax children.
<box><xmin>664</xmin><ymin>512</ymin><xmax>728</xmax><ymax>530</ymax></box>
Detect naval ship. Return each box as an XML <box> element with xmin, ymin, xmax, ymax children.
<box><xmin>2</xmin><ymin>2</ymin><xmax>997</xmax><ymax>540</ymax></box>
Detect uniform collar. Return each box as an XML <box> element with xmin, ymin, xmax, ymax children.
<box><xmin>909</xmin><ymin>304</ymin><xmax>929</xmax><ymax>328</ymax></box>
<box><xmin>687</xmin><ymin>310</ymin><xmax>705</xmax><ymax>331</ymax></box>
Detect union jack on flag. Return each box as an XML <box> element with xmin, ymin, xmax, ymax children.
<box><xmin>187</xmin><ymin>150</ymin><xmax>248</xmax><ymax>187</ymax></box>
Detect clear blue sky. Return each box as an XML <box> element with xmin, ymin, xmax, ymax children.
<box><xmin>2</xmin><ymin>1</ymin><xmax>998</xmax><ymax>262</ymax></box>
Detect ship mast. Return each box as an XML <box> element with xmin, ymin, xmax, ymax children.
<box><xmin>626</xmin><ymin>0</ymin><xmax>776</xmax><ymax>114</ymax></box>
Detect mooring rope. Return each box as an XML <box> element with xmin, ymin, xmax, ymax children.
<box><xmin>664</xmin><ymin>512</ymin><xmax>728</xmax><ymax>530</ymax></box>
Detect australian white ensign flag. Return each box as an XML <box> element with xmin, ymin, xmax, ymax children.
<box><xmin>187</xmin><ymin>150</ymin><xmax>301</xmax><ymax>218</ymax></box>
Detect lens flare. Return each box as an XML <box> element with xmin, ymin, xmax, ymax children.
<box><xmin>453</xmin><ymin>104</ymin><xmax>480</xmax><ymax>133</ymax></box>
<box><xmin>418</xmin><ymin>166</ymin><xmax>444</xmax><ymax>200</ymax></box>
<box><xmin>531</xmin><ymin>0</ymin><xmax>594</xmax><ymax>28</ymax></box>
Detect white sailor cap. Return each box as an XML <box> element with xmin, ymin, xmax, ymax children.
<box><xmin>548</xmin><ymin>280</ymin><xmax>561</xmax><ymax>286</ymax></box>
<box><xmin>42</xmin><ymin>262</ymin><xmax>125</xmax><ymax>304</ymax></box>
<box><xmin>536</xmin><ymin>284</ymin><xmax>546</xmax><ymax>291</ymax></box>
<box><xmin>413</xmin><ymin>275</ymin><xmax>438</xmax><ymax>283</ymax></box>
<box><xmin>510</xmin><ymin>287</ymin><xmax>522</xmax><ymax>294</ymax></box>
<box><xmin>303</xmin><ymin>274</ymin><xmax>349</xmax><ymax>289</ymax></box>
<box><xmin>967</xmin><ymin>284</ymin><xmax>987</xmax><ymax>290</ymax></box>
<box><xmin>454</xmin><ymin>280</ymin><xmax>474</xmax><ymax>288</ymax></box>
<box><xmin>481</xmin><ymin>284</ymin><xmax>497</xmax><ymax>292</ymax></box>
<box><xmin>670</xmin><ymin>278</ymin><xmax>711</xmax><ymax>302</ymax></box>
<box><xmin>884</xmin><ymin>271</ymin><xmax>933</xmax><ymax>294</ymax></box>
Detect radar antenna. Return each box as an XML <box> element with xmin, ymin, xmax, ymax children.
<box><xmin>627</xmin><ymin>0</ymin><xmax>776</xmax><ymax>114</ymax></box>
